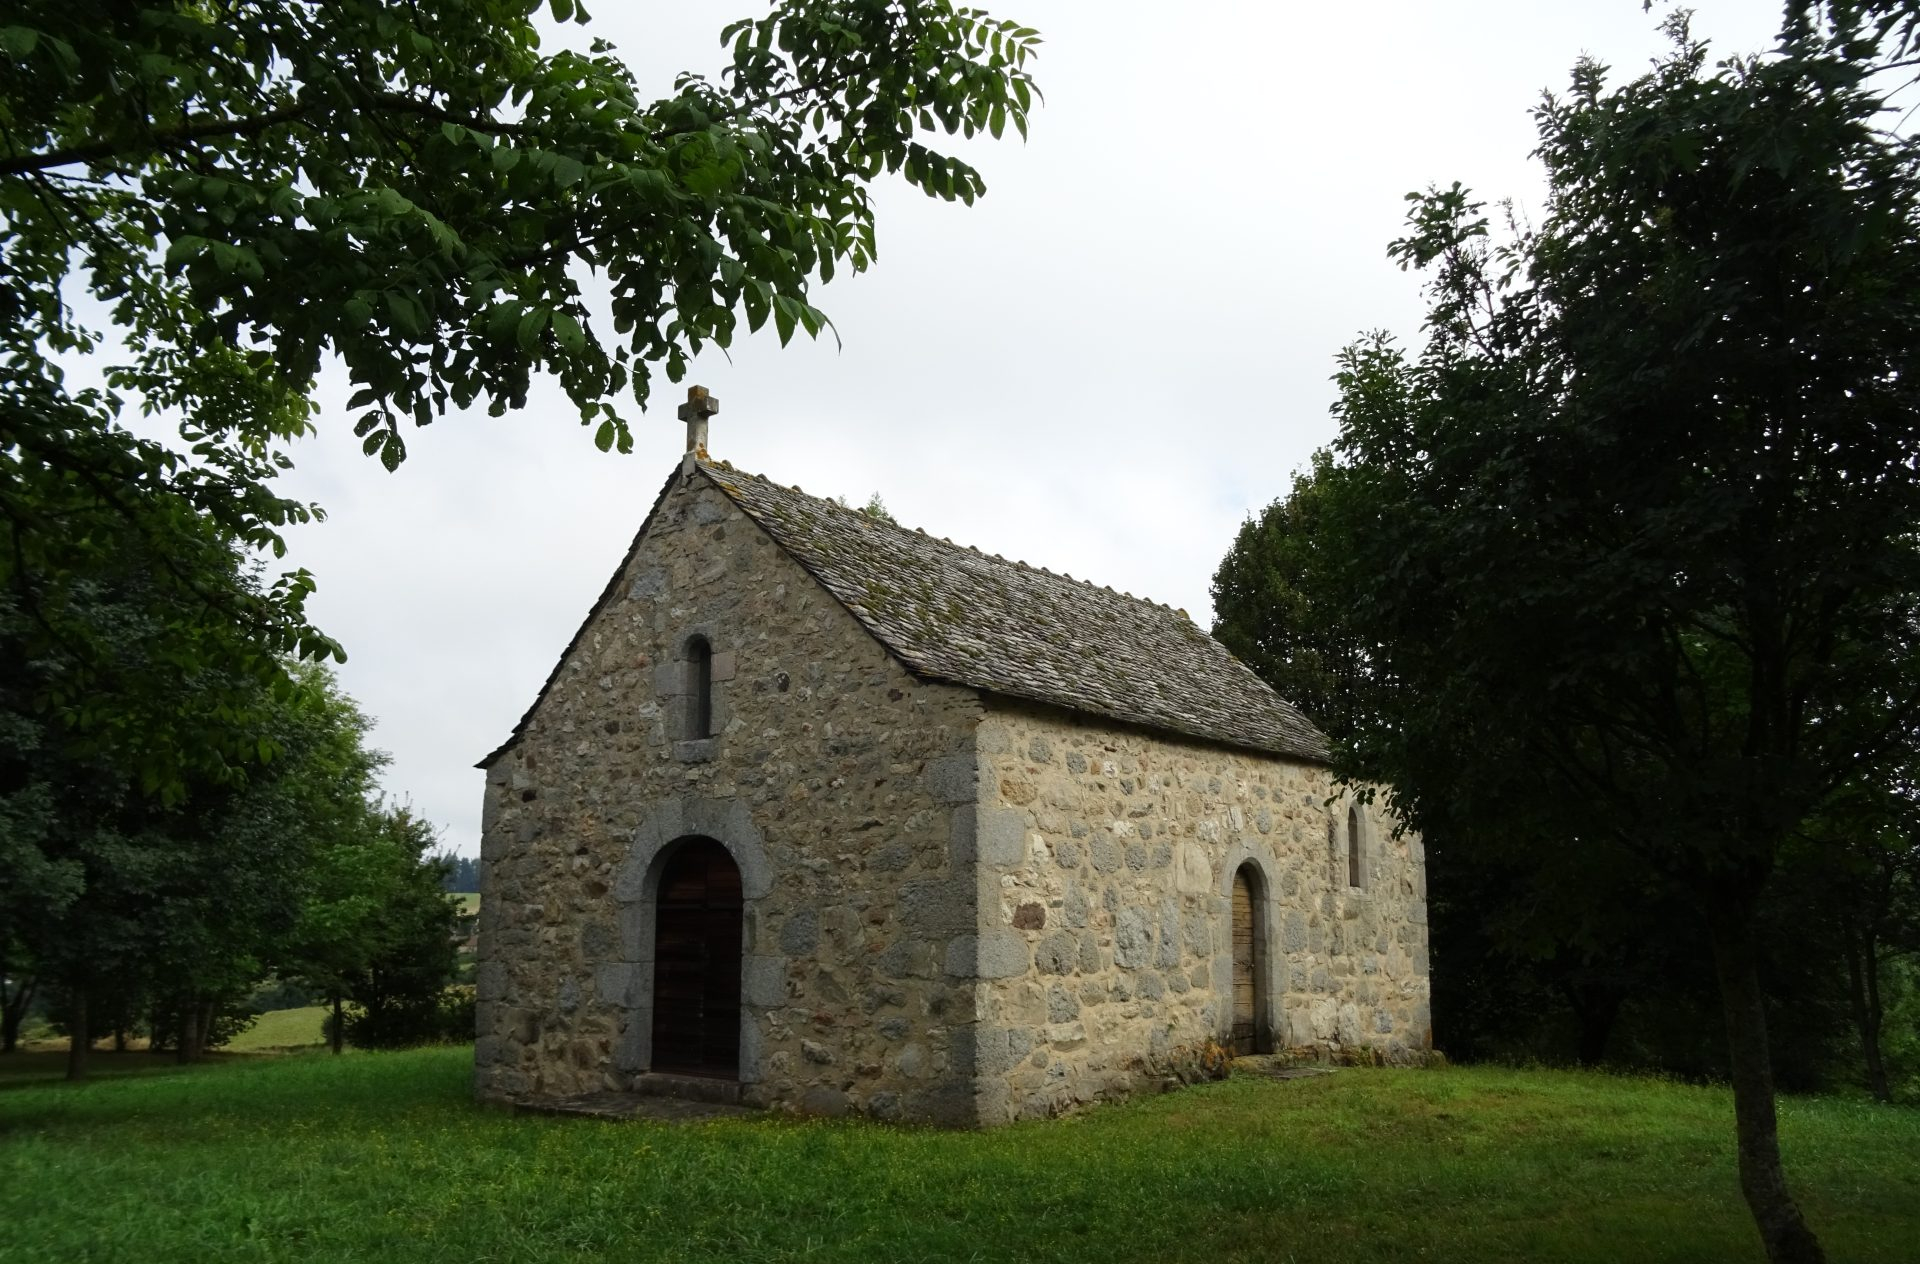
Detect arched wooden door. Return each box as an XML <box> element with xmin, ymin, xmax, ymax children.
<box><xmin>651</xmin><ymin>838</ymin><xmax>743</xmax><ymax>1078</ymax></box>
<box><xmin>1231</xmin><ymin>865</ymin><xmax>1261</xmax><ymax>1056</ymax></box>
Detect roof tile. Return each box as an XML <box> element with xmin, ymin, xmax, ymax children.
<box><xmin>705</xmin><ymin>459</ymin><xmax>1327</xmax><ymax>761</ymax></box>
<box><xmin>481</xmin><ymin>457</ymin><xmax>1329</xmax><ymax>766</ymax></box>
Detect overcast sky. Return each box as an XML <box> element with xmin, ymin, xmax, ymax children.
<box><xmin>261</xmin><ymin>0</ymin><xmax>1784</xmax><ymax>855</ymax></box>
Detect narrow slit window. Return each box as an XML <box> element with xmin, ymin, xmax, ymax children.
<box><xmin>1347</xmin><ymin>804</ymin><xmax>1364</xmax><ymax>889</ymax></box>
<box><xmin>687</xmin><ymin>637</ymin><xmax>712</xmax><ymax>739</ymax></box>
<box><xmin>1231</xmin><ymin>863</ymin><xmax>1263</xmax><ymax>1055</ymax></box>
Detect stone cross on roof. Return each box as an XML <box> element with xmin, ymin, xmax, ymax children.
<box><xmin>677</xmin><ymin>385</ymin><xmax>718</xmax><ymax>454</ymax></box>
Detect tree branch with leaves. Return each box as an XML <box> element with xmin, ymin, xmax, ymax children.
<box><xmin>1</xmin><ymin>0</ymin><xmax>1038</xmax><ymax>796</ymax></box>
<box><xmin>1310</xmin><ymin>11</ymin><xmax>1920</xmax><ymax>1261</ymax></box>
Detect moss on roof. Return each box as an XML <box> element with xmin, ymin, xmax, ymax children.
<box><xmin>705</xmin><ymin>460</ymin><xmax>1327</xmax><ymax>762</ymax></box>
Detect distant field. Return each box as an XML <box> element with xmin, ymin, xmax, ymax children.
<box><xmin>1</xmin><ymin>1048</ymin><xmax>1915</xmax><ymax>1263</ymax></box>
<box><xmin>5</xmin><ymin>1003</ymin><xmax>331</xmax><ymax>1067</ymax></box>
<box><xmin>226</xmin><ymin>1005</ymin><xmax>328</xmax><ymax>1052</ymax></box>
<box><xmin>3</xmin><ymin>1004</ymin><xmax>329</xmax><ymax>1069</ymax></box>
<box><xmin>453</xmin><ymin>892</ymin><xmax>480</xmax><ymax>915</ymax></box>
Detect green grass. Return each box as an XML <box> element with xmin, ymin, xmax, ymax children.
<box><xmin>226</xmin><ymin>1006</ymin><xmax>328</xmax><ymax>1052</ymax></box>
<box><xmin>453</xmin><ymin>892</ymin><xmax>480</xmax><ymax>915</ymax></box>
<box><xmin>0</xmin><ymin>1048</ymin><xmax>202</xmax><ymax>1088</ymax></box>
<box><xmin>0</xmin><ymin>1050</ymin><xmax>1914</xmax><ymax>1263</ymax></box>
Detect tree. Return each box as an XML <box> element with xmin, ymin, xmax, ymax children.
<box><xmin>2</xmin><ymin>1</ymin><xmax>1038</xmax><ymax>793</ymax></box>
<box><xmin>1214</xmin><ymin>456</ymin><xmax>1721</xmax><ymax>1072</ymax></box>
<box><xmin>3</xmin><ymin>0</ymin><xmax>1036</xmax><ymax>1072</ymax></box>
<box><xmin>0</xmin><ymin>436</ymin><xmax>342</xmax><ymax>1068</ymax></box>
<box><xmin>0</xmin><ymin>511</ymin><xmax>282</xmax><ymax>1077</ymax></box>
<box><xmin>437</xmin><ymin>854</ymin><xmax>482</xmax><ymax>895</ymax></box>
<box><xmin>1212</xmin><ymin>451</ymin><xmax>1373</xmax><ymax>746</ymax></box>
<box><xmin>0</xmin><ymin>505</ymin><xmax>386</xmax><ymax>1077</ymax></box>
<box><xmin>338</xmin><ymin>808</ymin><xmax>461</xmax><ymax>1049</ymax></box>
<box><xmin>136</xmin><ymin>660</ymin><xmax>386</xmax><ymax>1063</ymax></box>
<box><xmin>0</xmin><ymin>705</ymin><xmax>72</xmax><ymax>1054</ymax></box>
<box><xmin>1313</xmin><ymin>10</ymin><xmax>1920</xmax><ymax>1261</ymax></box>
<box><xmin>1793</xmin><ymin>768</ymin><xmax>1920</xmax><ymax>1102</ymax></box>
<box><xmin>288</xmin><ymin>804</ymin><xmax>458</xmax><ymax>1053</ymax></box>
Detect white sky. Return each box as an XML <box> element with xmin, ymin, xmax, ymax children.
<box><xmin>261</xmin><ymin>0</ymin><xmax>1783</xmax><ymax>854</ymax></box>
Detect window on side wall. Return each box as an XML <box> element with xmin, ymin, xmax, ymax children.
<box><xmin>1347</xmin><ymin>803</ymin><xmax>1365</xmax><ymax>890</ymax></box>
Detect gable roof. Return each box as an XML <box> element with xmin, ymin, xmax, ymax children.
<box><xmin>480</xmin><ymin>456</ymin><xmax>1328</xmax><ymax>767</ymax></box>
<box><xmin>705</xmin><ymin>459</ymin><xmax>1326</xmax><ymax>761</ymax></box>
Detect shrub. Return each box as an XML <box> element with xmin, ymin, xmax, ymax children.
<box><xmin>330</xmin><ymin>985</ymin><xmax>475</xmax><ymax>1050</ymax></box>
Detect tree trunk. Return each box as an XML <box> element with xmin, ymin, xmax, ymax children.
<box><xmin>113</xmin><ymin>1026</ymin><xmax>126</xmax><ymax>1054</ymax></box>
<box><xmin>331</xmin><ymin>992</ymin><xmax>344</xmax><ymax>1055</ymax></box>
<box><xmin>1706</xmin><ymin>902</ymin><xmax>1826</xmax><ymax>1264</ymax></box>
<box><xmin>1841</xmin><ymin>923</ymin><xmax>1893</xmax><ymax>1104</ymax></box>
<box><xmin>176</xmin><ymin>1001</ymin><xmax>196</xmax><ymax>1064</ymax></box>
<box><xmin>65</xmin><ymin>987</ymin><xmax>89</xmax><ymax>1082</ymax></box>
<box><xmin>0</xmin><ymin>975</ymin><xmax>35</xmax><ymax>1053</ymax></box>
<box><xmin>1859</xmin><ymin>936</ymin><xmax>1891</xmax><ymax>1104</ymax></box>
<box><xmin>197</xmin><ymin>999</ymin><xmax>216</xmax><ymax>1057</ymax></box>
<box><xmin>1561</xmin><ymin>980</ymin><xmax>1623</xmax><ymax>1067</ymax></box>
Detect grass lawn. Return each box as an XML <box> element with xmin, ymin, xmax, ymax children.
<box><xmin>0</xmin><ymin>1049</ymin><xmax>1914</xmax><ymax>1263</ymax></box>
<box><xmin>226</xmin><ymin>1006</ymin><xmax>329</xmax><ymax>1052</ymax></box>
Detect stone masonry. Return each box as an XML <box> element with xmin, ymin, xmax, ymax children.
<box><xmin>476</xmin><ymin>461</ymin><xmax>986</xmax><ymax>1123</ymax></box>
<box><xmin>476</xmin><ymin>451</ymin><xmax>1431</xmax><ymax>1127</ymax></box>
<box><xmin>969</xmin><ymin>703</ymin><xmax>1429</xmax><ymax>1122</ymax></box>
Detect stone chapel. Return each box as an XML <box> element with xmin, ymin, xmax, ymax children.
<box><xmin>474</xmin><ymin>388</ymin><xmax>1431</xmax><ymax>1126</ymax></box>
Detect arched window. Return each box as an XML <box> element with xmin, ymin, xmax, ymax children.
<box><xmin>685</xmin><ymin>636</ymin><xmax>712</xmax><ymax>739</ymax></box>
<box><xmin>1230</xmin><ymin>862</ymin><xmax>1268</xmax><ymax>1055</ymax></box>
<box><xmin>1347</xmin><ymin>804</ymin><xmax>1365</xmax><ymax>890</ymax></box>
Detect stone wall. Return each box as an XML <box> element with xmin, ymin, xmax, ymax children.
<box><xmin>967</xmin><ymin>701</ymin><xmax>1430</xmax><ymax>1123</ymax></box>
<box><xmin>478</xmin><ymin>460</ymin><xmax>1432</xmax><ymax>1127</ymax></box>
<box><xmin>476</xmin><ymin>461</ymin><xmax>987</xmax><ymax>1122</ymax></box>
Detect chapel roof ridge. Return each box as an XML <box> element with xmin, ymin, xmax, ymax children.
<box><xmin>712</xmin><ymin>460</ymin><xmax>1109</xmax><ymax>589</ymax></box>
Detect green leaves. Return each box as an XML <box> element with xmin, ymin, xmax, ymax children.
<box><xmin>192</xmin><ymin>4</ymin><xmax>1030</xmax><ymax>452</ymax></box>
<box><xmin>547</xmin><ymin>153</ymin><xmax>586</xmax><ymax>189</ymax></box>
<box><xmin>359</xmin><ymin>426</ymin><xmax>406</xmax><ymax>472</ymax></box>
<box><xmin>383</xmin><ymin>290</ymin><xmax>426</xmax><ymax>338</ymax></box>
<box><xmin>515</xmin><ymin>307</ymin><xmax>548</xmax><ymax>351</ymax></box>
<box><xmin>1211</xmin><ymin>449</ymin><xmax>1375</xmax><ymax>747</ymax></box>
<box><xmin>1330</xmin><ymin>13</ymin><xmax>1920</xmax><ymax>1219</ymax></box>
<box><xmin>0</xmin><ymin>0</ymin><xmax>1039</xmax><ymax>807</ymax></box>
<box><xmin>1322</xmin><ymin>10</ymin><xmax>1920</xmax><ymax>917</ymax></box>
<box><xmin>742</xmin><ymin>277</ymin><xmax>770</xmax><ymax>332</ymax></box>
<box><xmin>0</xmin><ymin>24</ymin><xmax>42</xmax><ymax>58</ymax></box>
